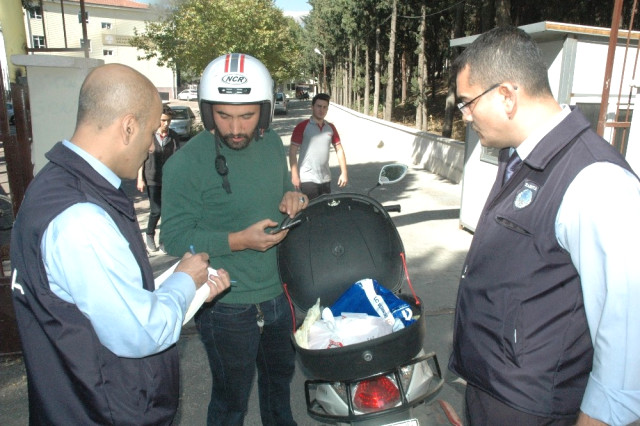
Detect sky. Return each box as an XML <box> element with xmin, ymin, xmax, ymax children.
<box><xmin>274</xmin><ymin>0</ymin><xmax>311</xmax><ymax>12</ymax></box>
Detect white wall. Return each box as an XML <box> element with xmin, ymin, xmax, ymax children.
<box><xmin>11</xmin><ymin>55</ymin><xmax>103</xmax><ymax>174</ymax></box>
<box><xmin>327</xmin><ymin>103</ymin><xmax>465</xmax><ymax>184</ymax></box>
<box><xmin>0</xmin><ymin>31</ymin><xmax>8</xmax><ymax>92</ymax></box>
<box><xmin>626</xmin><ymin>95</ymin><xmax>640</xmax><ymax>173</ymax></box>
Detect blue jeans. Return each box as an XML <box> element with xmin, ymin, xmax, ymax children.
<box><xmin>196</xmin><ymin>293</ymin><xmax>297</xmax><ymax>426</ymax></box>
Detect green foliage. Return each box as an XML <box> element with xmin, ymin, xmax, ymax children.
<box><xmin>130</xmin><ymin>0</ymin><xmax>638</xmax><ymax>128</ymax></box>
<box><xmin>129</xmin><ymin>0</ymin><xmax>305</xmax><ymax>83</ymax></box>
<box><xmin>21</xmin><ymin>0</ymin><xmax>39</xmax><ymax>12</ymax></box>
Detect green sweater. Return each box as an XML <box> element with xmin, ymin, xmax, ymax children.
<box><xmin>161</xmin><ymin>129</ymin><xmax>293</xmax><ymax>304</ymax></box>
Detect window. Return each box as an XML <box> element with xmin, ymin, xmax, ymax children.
<box><xmin>171</xmin><ymin>109</ymin><xmax>189</xmax><ymax>119</ymax></box>
<box><xmin>101</xmin><ymin>22</ymin><xmax>111</xmax><ymax>29</ymax></box>
<box><xmin>613</xmin><ymin>108</ymin><xmax>633</xmax><ymax>157</ymax></box>
<box><xmin>28</xmin><ymin>7</ymin><xmax>42</xmax><ymax>19</ymax></box>
<box><xmin>80</xmin><ymin>38</ymin><xmax>92</xmax><ymax>52</ymax></box>
<box><xmin>78</xmin><ymin>11</ymin><xmax>89</xmax><ymax>24</ymax></box>
<box><xmin>103</xmin><ymin>49</ymin><xmax>113</xmax><ymax>56</ymax></box>
<box><xmin>577</xmin><ymin>102</ymin><xmax>633</xmax><ymax>156</ymax></box>
<box><xmin>32</xmin><ymin>36</ymin><xmax>45</xmax><ymax>49</ymax></box>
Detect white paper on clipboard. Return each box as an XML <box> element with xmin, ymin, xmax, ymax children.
<box><xmin>154</xmin><ymin>261</ymin><xmax>216</xmax><ymax>325</ymax></box>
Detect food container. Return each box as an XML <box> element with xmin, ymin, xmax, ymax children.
<box><xmin>278</xmin><ymin>193</ymin><xmax>427</xmax><ymax>381</ymax></box>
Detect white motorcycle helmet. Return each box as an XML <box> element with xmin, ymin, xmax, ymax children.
<box><xmin>199</xmin><ymin>53</ymin><xmax>275</xmax><ymax>138</ymax></box>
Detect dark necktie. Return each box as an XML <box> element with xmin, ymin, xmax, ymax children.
<box><xmin>503</xmin><ymin>151</ymin><xmax>522</xmax><ymax>185</ymax></box>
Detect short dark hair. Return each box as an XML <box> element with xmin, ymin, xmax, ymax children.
<box><xmin>453</xmin><ymin>26</ymin><xmax>552</xmax><ymax>97</ymax></box>
<box><xmin>162</xmin><ymin>105</ymin><xmax>173</xmax><ymax>117</ymax></box>
<box><xmin>312</xmin><ymin>93</ymin><xmax>330</xmax><ymax>105</ymax></box>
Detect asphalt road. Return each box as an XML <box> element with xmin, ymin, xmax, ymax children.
<box><xmin>0</xmin><ymin>97</ymin><xmax>472</xmax><ymax>425</ymax></box>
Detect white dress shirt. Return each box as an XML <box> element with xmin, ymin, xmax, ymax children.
<box><xmin>41</xmin><ymin>140</ymin><xmax>196</xmax><ymax>358</ymax></box>
<box><xmin>515</xmin><ymin>108</ymin><xmax>640</xmax><ymax>424</ymax></box>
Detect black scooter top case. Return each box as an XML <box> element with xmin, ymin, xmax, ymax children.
<box><xmin>278</xmin><ymin>193</ymin><xmax>426</xmax><ymax>381</ymax></box>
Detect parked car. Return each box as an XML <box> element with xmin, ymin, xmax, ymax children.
<box><xmin>274</xmin><ymin>92</ymin><xmax>288</xmax><ymax>115</ymax></box>
<box><xmin>177</xmin><ymin>89</ymin><xmax>198</xmax><ymax>101</ymax></box>
<box><xmin>6</xmin><ymin>102</ymin><xmax>14</xmax><ymax>125</ymax></box>
<box><xmin>168</xmin><ymin>105</ymin><xmax>196</xmax><ymax>141</ymax></box>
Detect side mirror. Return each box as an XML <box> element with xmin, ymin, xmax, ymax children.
<box><xmin>378</xmin><ymin>164</ymin><xmax>408</xmax><ymax>185</ymax></box>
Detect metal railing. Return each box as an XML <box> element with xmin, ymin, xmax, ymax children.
<box><xmin>597</xmin><ymin>0</ymin><xmax>640</xmax><ymax>155</ymax></box>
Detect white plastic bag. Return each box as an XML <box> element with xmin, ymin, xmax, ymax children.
<box><xmin>294</xmin><ymin>298</ymin><xmax>322</xmax><ymax>349</ymax></box>
<box><xmin>306</xmin><ymin>309</ymin><xmax>395</xmax><ymax>350</ymax></box>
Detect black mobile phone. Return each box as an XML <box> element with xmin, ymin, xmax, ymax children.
<box><xmin>271</xmin><ymin>217</ymin><xmax>302</xmax><ymax>234</ymax></box>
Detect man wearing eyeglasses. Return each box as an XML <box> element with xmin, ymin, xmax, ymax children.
<box><xmin>449</xmin><ymin>27</ymin><xmax>640</xmax><ymax>425</ymax></box>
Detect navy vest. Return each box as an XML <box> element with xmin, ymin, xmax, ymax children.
<box><xmin>11</xmin><ymin>142</ymin><xmax>179</xmax><ymax>425</ymax></box>
<box><xmin>449</xmin><ymin>108</ymin><xmax>636</xmax><ymax>417</ymax></box>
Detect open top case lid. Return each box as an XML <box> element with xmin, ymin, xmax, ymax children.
<box><xmin>278</xmin><ymin>193</ymin><xmax>405</xmax><ymax>312</ymax></box>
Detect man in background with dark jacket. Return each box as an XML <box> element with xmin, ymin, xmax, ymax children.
<box><xmin>137</xmin><ymin>105</ymin><xmax>181</xmax><ymax>253</ymax></box>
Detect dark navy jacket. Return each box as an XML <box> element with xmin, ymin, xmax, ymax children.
<box><xmin>449</xmin><ymin>108</ymin><xmax>634</xmax><ymax>417</ymax></box>
<box><xmin>11</xmin><ymin>142</ymin><xmax>179</xmax><ymax>425</ymax></box>
<box><xmin>143</xmin><ymin>129</ymin><xmax>180</xmax><ymax>186</ymax></box>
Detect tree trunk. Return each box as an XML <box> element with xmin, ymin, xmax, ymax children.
<box><xmin>336</xmin><ymin>60</ymin><xmax>341</xmax><ymax>104</ymax></box>
<box><xmin>495</xmin><ymin>0</ymin><xmax>511</xmax><ymax>26</ymax></box>
<box><xmin>354</xmin><ymin>44</ymin><xmax>360</xmax><ymax>112</ymax></box>
<box><xmin>384</xmin><ymin>0</ymin><xmax>397</xmax><ymax>121</ymax></box>
<box><xmin>343</xmin><ymin>61</ymin><xmax>348</xmax><ymax>107</ymax></box>
<box><xmin>374</xmin><ymin>26</ymin><xmax>381</xmax><ymax>118</ymax></box>
<box><xmin>364</xmin><ymin>46</ymin><xmax>370</xmax><ymax>116</ymax></box>
<box><xmin>416</xmin><ymin>4</ymin><xmax>427</xmax><ymax>131</ymax></box>
<box><xmin>348</xmin><ymin>43</ymin><xmax>353</xmax><ymax>108</ymax></box>
<box><xmin>442</xmin><ymin>1</ymin><xmax>465</xmax><ymax>138</ymax></box>
<box><xmin>401</xmin><ymin>50</ymin><xmax>407</xmax><ymax>105</ymax></box>
<box><xmin>339</xmin><ymin>60</ymin><xmax>345</xmax><ymax>105</ymax></box>
<box><xmin>480</xmin><ymin>0</ymin><xmax>496</xmax><ymax>32</ymax></box>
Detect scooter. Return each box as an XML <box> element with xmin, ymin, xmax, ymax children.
<box><xmin>278</xmin><ymin>164</ymin><xmax>444</xmax><ymax>425</ymax></box>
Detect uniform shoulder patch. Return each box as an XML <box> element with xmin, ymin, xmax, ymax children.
<box><xmin>514</xmin><ymin>180</ymin><xmax>539</xmax><ymax>209</ymax></box>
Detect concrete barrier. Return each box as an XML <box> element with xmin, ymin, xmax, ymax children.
<box><xmin>328</xmin><ymin>103</ymin><xmax>465</xmax><ymax>183</ymax></box>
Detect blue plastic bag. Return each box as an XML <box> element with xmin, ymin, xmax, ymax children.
<box><xmin>329</xmin><ymin>278</ymin><xmax>415</xmax><ymax>327</ymax></box>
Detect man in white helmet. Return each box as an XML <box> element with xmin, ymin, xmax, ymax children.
<box><xmin>161</xmin><ymin>53</ymin><xmax>305</xmax><ymax>425</ymax></box>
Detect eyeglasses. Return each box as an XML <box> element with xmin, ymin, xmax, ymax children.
<box><xmin>457</xmin><ymin>83</ymin><xmax>500</xmax><ymax>114</ymax></box>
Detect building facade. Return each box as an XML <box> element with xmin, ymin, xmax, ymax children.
<box><xmin>23</xmin><ymin>0</ymin><xmax>175</xmax><ymax>99</ymax></box>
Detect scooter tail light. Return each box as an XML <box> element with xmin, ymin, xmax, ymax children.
<box><xmin>351</xmin><ymin>375</ymin><xmax>401</xmax><ymax>413</ymax></box>
<box><xmin>398</xmin><ymin>363</ymin><xmax>414</xmax><ymax>392</ymax></box>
